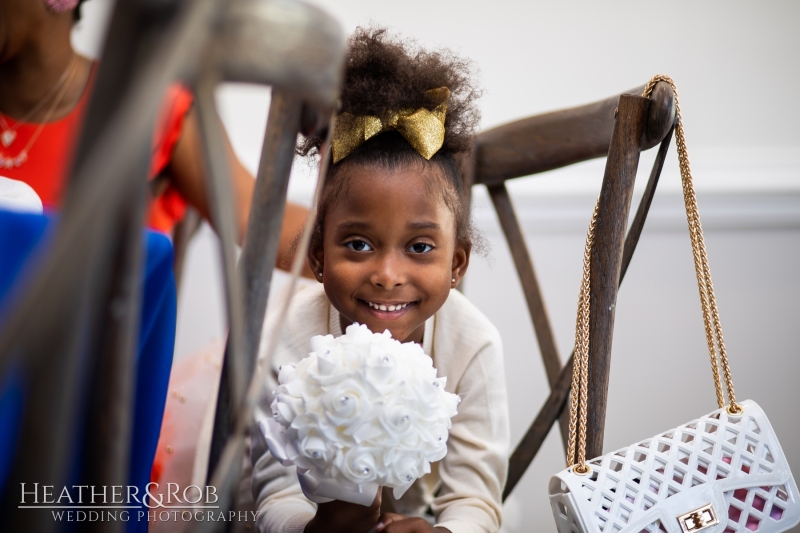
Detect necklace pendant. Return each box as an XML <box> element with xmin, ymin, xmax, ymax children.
<box><xmin>0</xmin><ymin>150</ymin><xmax>26</xmax><ymax>169</ymax></box>
<box><xmin>14</xmin><ymin>150</ymin><xmax>28</xmax><ymax>167</ymax></box>
<box><xmin>1</xmin><ymin>130</ymin><xmax>16</xmax><ymax>148</ymax></box>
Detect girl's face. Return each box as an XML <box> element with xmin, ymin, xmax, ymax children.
<box><xmin>310</xmin><ymin>163</ymin><xmax>469</xmax><ymax>344</ymax></box>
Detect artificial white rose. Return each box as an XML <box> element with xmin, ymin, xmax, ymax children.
<box><xmin>263</xmin><ymin>323</ymin><xmax>460</xmax><ymax>504</ymax></box>
<box><xmin>385</xmin><ymin>448</ymin><xmax>427</xmax><ymax>487</ymax></box>
<box><xmin>320</xmin><ymin>377</ymin><xmax>372</xmax><ymax>430</ymax></box>
<box><xmin>297</xmin><ymin>433</ymin><xmax>334</xmax><ymax>467</ymax></box>
<box><xmin>335</xmin><ymin>447</ymin><xmax>382</xmax><ymax>488</ymax></box>
<box><xmin>270</xmin><ymin>396</ymin><xmax>298</xmax><ymax>426</ymax></box>
<box><xmin>377</xmin><ymin>398</ymin><xmax>417</xmax><ymax>442</ymax></box>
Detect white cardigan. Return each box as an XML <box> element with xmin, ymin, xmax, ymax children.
<box><xmin>251</xmin><ymin>284</ymin><xmax>510</xmax><ymax>533</ymax></box>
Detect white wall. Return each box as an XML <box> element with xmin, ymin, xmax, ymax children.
<box><xmin>73</xmin><ymin>1</ymin><xmax>800</xmax><ymax>531</ymax></box>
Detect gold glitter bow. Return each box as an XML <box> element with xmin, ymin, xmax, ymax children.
<box><xmin>332</xmin><ymin>87</ymin><xmax>450</xmax><ymax>164</ymax></box>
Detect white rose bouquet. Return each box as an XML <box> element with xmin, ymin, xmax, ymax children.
<box><xmin>259</xmin><ymin>323</ymin><xmax>460</xmax><ymax>506</ymax></box>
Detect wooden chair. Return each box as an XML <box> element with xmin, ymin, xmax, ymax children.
<box><xmin>459</xmin><ymin>83</ymin><xmax>677</xmax><ymax>499</ymax></box>
<box><xmin>0</xmin><ymin>1</ymin><xmax>345</xmax><ymax>532</ymax></box>
<box><xmin>172</xmin><ymin>207</ymin><xmax>203</xmax><ymax>292</ymax></box>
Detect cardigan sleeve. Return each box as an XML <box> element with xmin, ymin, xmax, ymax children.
<box><xmin>251</xmin><ymin>406</ymin><xmax>317</xmax><ymax>533</ymax></box>
<box><xmin>432</xmin><ymin>333</ymin><xmax>510</xmax><ymax>533</ymax></box>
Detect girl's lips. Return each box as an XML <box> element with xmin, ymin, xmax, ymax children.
<box><xmin>358</xmin><ymin>299</ymin><xmax>416</xmax><ymax>320</ymax></box>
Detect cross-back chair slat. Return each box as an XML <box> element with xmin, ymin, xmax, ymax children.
<box><xmin>204</xmin><ymin>89</ymin><xmax>304</xmax><ymax>485</ymax></box>
<box><xmin>487</xmin><ymin>184</ymin><xmax>572</xmax><ymax>450</ymax></box>
<box><xmin>464</xmin><ymin>83</ymin><xmax>676</xmax><ymax>500</ymax></box>
<box><xmin>172</xmin><ymin>207</ymin><xmax>204</xmax><ymax>291</ymax></box>
<box><xmin>584</xmin><ymin>93</ymin><xmax>653</xmax><ymax>457</ymax></box>
<box><xmin>503</xmin><ymin>118</ymin><xmax>676</xmax><ymax>500</ymax></box>
<box><xmin>503</xmin><ymin>124</ymin><xmax>676</xmax><ymax>501</ymax></box>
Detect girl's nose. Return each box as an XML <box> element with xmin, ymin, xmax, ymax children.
<box><xmin>371</xmin><ymin>253</ymin><xmax>407</xmax><ymax>289</ymax></box>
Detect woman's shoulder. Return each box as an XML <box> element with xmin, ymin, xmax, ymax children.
<box><xmin>434</xmin><ymin>289</ymin><xmax>502</xmax><ymax>356</ymax></box>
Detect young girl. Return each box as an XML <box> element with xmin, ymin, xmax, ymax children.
<box><xmin>251</xmin><ymin>28</ymin><xmax>510</xmax><ymax>533</ymax></box>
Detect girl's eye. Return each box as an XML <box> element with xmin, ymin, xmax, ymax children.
<box><xmin>408</xmin><ymin>242</ymin><xmax>434</xmax><ymax>254</ymax></box>
<box><xmin>345</xmin><ymin>240</ymin><xmax>372</xmax><ymax>252</ymax></box>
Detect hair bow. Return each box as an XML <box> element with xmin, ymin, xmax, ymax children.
<box><xmin>332</xmin><ymin>87</ymin><xmax>450</xmax><ymax>164</ymax></box>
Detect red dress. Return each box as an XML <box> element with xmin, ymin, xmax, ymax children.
<box><xmin>0</xmin><ymin>71</ymin><xmax>193</xmax><ymax>234</ymax></box>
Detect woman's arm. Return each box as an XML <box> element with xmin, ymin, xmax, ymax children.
<box><xmin>165</xmin><ymin>105</ymin><xmax>314</xmax><ymax>277</ymax></box>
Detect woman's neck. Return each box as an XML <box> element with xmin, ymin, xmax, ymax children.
<box><xmin>0</xmin><ymin>26</ymin><xmax>92</xmax><ymax>123</ymax></box>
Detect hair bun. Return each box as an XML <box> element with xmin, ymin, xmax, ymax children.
<box><xmin>299</xmin><ymin>26</ymin><xmax>481</xmax><ymax>160</ymax></box>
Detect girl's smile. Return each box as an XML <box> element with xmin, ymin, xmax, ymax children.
<box><xmin>309</xmin><ymin>162</ymin><xmax>469</xmax><ymax>344</ymax></box>
<box><xmin>361</xmin><ymin>299</ymin><xmax>415</xmax><ymax>314</ymax></box>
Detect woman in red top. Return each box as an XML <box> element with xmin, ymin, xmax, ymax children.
<box><xmin>0</xmin><ymin>0</ymin><xmax>309</xmax><ymax>266</ymax></box>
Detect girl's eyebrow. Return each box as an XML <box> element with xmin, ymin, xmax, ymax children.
<box><xmin>336</xmin><ymin>221</ymin><xmax>441</xmax><ymax>231</ymax></box>
<box><xmin>337</xmin><ymin>220</ymin><xmax>372</xmax><ymax>230</ymax></box>
<box><xmin>407</xmin><ymin>221</ymin><xmax>441</xmax><ymax>231</ymax></box>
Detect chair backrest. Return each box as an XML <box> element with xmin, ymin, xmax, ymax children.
<box><xmin>459</xmin><ymin>82</ymin><xmax>676</xmax><ymax>499</ymax></box>
<box><xmin>0</xmin><ymin>1</ymin><xmax>345</xmax><ymax>531</ymax></box>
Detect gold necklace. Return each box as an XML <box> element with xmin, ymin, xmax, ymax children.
<box><xmin>0</xmin><ymin>54</ymin><xmax>77</xmax><ymax>148</ymax></box>
<box><xmin>0</xmin><ymin>58</ymin><xmax>77</xmax><ymax>170</ymax></box>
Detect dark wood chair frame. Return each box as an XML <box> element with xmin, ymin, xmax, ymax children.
<box><xmin>0</xmin><ymin>1</ymin><xmax>345</xmax><ymax>532</ymax></box>
<box><xmin>460</xmin><ymin>84</ymin><xmax>676</xmax><ymax>500</ymax></box>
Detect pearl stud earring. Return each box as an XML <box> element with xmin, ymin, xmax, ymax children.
<box><xmin>452</xmin><ymin>278</ymin><xmax>456</xmax><ymax>283</ymax></box>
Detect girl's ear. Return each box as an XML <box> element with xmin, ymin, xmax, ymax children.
<box><xmin>308</xmin><ymin>241</ymin><xmax>325</xmax><ymax>283</ymax></box>
<box><xmin>450</xmin><ymin>241</ymin><xmax>471</xmax><ymax>288</ymax></box>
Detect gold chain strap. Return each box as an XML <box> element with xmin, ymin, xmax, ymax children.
<box><xmin>567</xmin><ymin>75</ymin><xmax>742</xmax><ymax>473</ymax></box>
<box><xmin>567</xmin><ymin>201</ymin><xmax>599</xmax><ymax>473</ymax></box>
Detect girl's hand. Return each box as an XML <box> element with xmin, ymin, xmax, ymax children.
<box><xmin>303</xmin><ymin>490</ymin><xmax>381</xmax><ymax>533</ymax></box>
<box><xmin>376</xmin><ymin>513</ymin><xmax>452</xmax><ymax>533</ymax></box>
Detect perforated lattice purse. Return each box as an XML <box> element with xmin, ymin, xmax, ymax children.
<box><xmin>549</xmin><ymin>76</ymin><xmax>800</xmax><ymax>533</ymax></box>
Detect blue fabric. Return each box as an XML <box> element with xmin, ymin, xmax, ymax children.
<box><xmin>0</xmin><ymin>361</ymin><xmax>24</xmax><ymax>491</ymax></box>
<box><xmin>0</xmin><ymin>210</ymin><xmax>176</xmax><ymax>531</ymax></box>
<box><xmin>0</xmin><ymin>212</ymin><xmax>50</xmax><ymax>492</ymax></box>
<box><xmin>0</xmin><ymin>211</ymin><xmax>51</xmax><ymax>311</ymax></box>
<box><xmin>128</xmin><ymin>231</ymin><xmax>176</xmax><ymax>533</ymax></box>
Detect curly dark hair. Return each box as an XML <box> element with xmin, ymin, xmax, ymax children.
<box><xmin>303</xmin><ymin>26</ymin><xmax>483</xmax><ymax>257</ymax></box>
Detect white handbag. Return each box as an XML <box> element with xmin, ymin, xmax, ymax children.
<box><xmin>549</xmin><ymin>76</ymin><xmax>800</xmax><ymax>533</ymax></box>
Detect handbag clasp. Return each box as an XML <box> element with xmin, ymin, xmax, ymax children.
<box><xmin>677</xmin><ymin>503</ymin><xmax>719</xmax><ymax>533</ymax></box>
